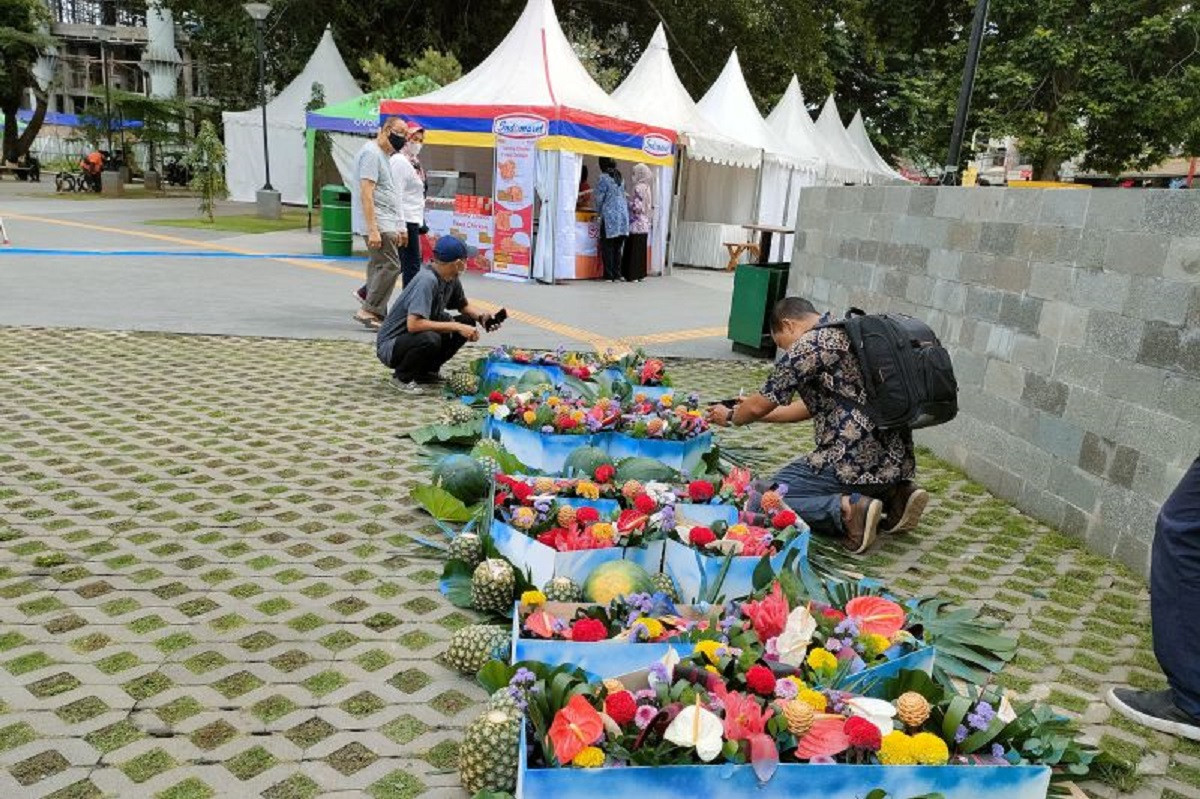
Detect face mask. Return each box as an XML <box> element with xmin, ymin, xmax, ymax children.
<box><xmin>387</xmin><ymin>131</ymin><xmax>406</xmax><ymax>151</ymax></box>
<box><xmin>406</xmin><ymin>141</ymin><xmax>423</xmax><ymax>156</ymax></box>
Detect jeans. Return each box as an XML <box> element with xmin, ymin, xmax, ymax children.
<box><xmin>772</xmin><ymin>459</ymin><xmax>896</xmax><ymax>537</ymax></box>
<box><xmin>361</xmin><ymin>231</ymin><xmax>402</xmax><ymax>317</ymax></box>
<box><xmin>399</xmin><ymin>222</ymin><xmax>422</xmax><ymax>287</ymax></box>
<box><xmin>1152</xmin><ymin>456</ymin><xmax>1200</xmax><ymax>720</ymax></box>
<box><xmin>384</xmin><ymin>327</ymin><xmax>468</xmax><ymax>382</ymax></box>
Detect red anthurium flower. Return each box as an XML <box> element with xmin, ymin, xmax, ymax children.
<box><xmin>845</xmin><ymin>596</ymin><xmax>906</xmax><ymax>638</ymax></box>
<box><xmin>687</xmin><ymin>480</ymin><xmax>715</xmax><ymax>503</ymax></box>
<box><xmin>488</xmin><ymin>391</ymin><xmax>505</xmax><ymax>403</ymax></box>
<box><xmin>524</xmin><ymin>610</ymin><xmax>557</xmax><ymax>639</ymax></box>
<box><xmin>634</xmin><ymin>493</ymin><xmax>657</xmax><ymax>514</ymax></box>
<box><xmin>557</xmin><ymin>415</ymin><xmax>578</xmax><ymax>430</ymax></box>
<box><xmin>549</xmin><ymin>695</ymin><xmax>605</xmax><ymax>764</ymax></box>
<box><xmin>604</xmin><ymin>691</ymin><xmax>638</xmax><ymax>725</ymax></box>
<box><xmin>576</xmin><ymin>507</ymin><xmax>600</xmax><ymax>525</ymax></box>
<box><xmin>771</xmin><ymin>510</ymin><xmax>798</xmax><ymax>530</ymax></box>
<box><xmin>617</xmin><ymin>509</ymin><xmax>648</xmax><ymax>534</ymax></box>
<box><xmin>741</xmin><ymin>582</ymin><xmax>789</xmax><ymax>643</ymax></box>
<box><xmin>713</xmin><ymin>684</ymin><xmax>773</xmax><ymax>741</ymax></box>
<box><xmin>795</xmin><ymin>717</ymin><xmax>852</xmax><ymax>760</ymax></box>
<box><xmin>511</xmin><ymin>481</ymin><xmax>533</xmax><ymax>503</ymax></box>
<box><xmin>594</xmin><ymin>464</ymin><xmax>616</xmax><ymax>484</ymax></box>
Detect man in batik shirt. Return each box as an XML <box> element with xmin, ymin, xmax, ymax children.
<box><xmin>707</xmin><ymin>297</ymin><xmax>929</xmax><ymax>553</ymax></box>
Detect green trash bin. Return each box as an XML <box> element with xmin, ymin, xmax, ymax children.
<box><xmin>727</xmin><ymin>262</ymin><xmax>791</xmax><ymax>357</ymax></box>
<box><xmin>320</xmin><ymin>184</ymin><xmax>353</xmax><ymax>257</ymax></box>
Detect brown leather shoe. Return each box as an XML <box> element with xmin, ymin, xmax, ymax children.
<box><xmin>843</xmin><ymin>497</ymin><xmax>883</xmax><ymax>554</ymax></box>
<box><xmin>881</xmin><ymin>482</ymin><xmax>929</xmax><ymax>534</ymax></box>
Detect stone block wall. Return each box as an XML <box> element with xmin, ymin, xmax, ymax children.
<box><xmin>788</xmin><ymin>185</ymin><xmax>1200</xmax><ymax>576</ymax></box>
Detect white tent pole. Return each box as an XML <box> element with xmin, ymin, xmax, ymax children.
<box><xmin>666</xmin><ymin>144</ymin><xmax>687</xmax><ymax>276</ymax></box>
<box><xmin>750</xmin><ymin>149</ymin><xmax>765</xmax><ymax>225</ymax></box>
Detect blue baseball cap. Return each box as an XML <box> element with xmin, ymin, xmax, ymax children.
<box><xmin>433</xmin><ymin>235</ymin><xmax>477</xmax><ymax>262</ymax></box>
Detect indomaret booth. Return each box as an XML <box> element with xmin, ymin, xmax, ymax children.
<box><xmin>380</xmin><ymin>0</ymin><xmax>676</xmax><ymax>284</ymax></box>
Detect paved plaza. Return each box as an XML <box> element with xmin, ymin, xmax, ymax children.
<box><xmin>0</xmin><ymin>185</ymin><xmax>1198</xmax><ymax>798</ymax></box>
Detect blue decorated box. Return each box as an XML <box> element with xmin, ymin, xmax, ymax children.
<box><xmin>663</xmin><ymin>530</ymin><xmax>810</xmax><ymax>603</ymax></box>
<box><xmin>490</xmin><ymin>517</ymin><xmax>666</xmax><ymax>588</ymax></box>
<box><xmin>479</xmin><ymin>359</ymin><xmax>675</xmax><ymax>400</ymax></box>
<box><xmin>484</xmin><ymin>418</ymin><xmax>600</xmax><ymax>475</ymax></box>
<box><xmin>516</xmin><ymin>734</ymin><xmax>1052</xmax><ymax>799</ymax></box>
<box><xmin>605</xmin><ymin>432</ymin><xmax>713</xmax><ymax>475</ymax></box>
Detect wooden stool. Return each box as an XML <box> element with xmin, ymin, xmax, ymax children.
<box><xmin>723</xmin><ymin>241</ymin><xmax>760</xmax><ymax>270</ymax></box>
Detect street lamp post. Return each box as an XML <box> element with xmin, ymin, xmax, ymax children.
<box><xmin>943</xmin><ymin>0</ymin><xmax>990</xmax><ymax>185</ymax></box>
<box><xmin>244</xmin><ymin>2</ymin><xmax>280</xmax><ymax>219</ymax></box>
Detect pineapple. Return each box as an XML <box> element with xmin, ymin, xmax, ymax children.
<box><xmin>652</xmin><ymin>572</ymin><xmax>679</xmax><ymax>601</ymax></box>
<box><xmin>476</xmin><ymin>455</ymin><xmax>499</xmax><ymax>478</ymax></box>
<box><xmin>459</xmin><ymin>708</ymin><xmax>520</xmax><ymax>794</ymax></box>
<box><xmin>444</xmin><ymin>403</ymin><xmax>476</xmax><ymax>425</ymax></box>
<box><xmin>448</xmin><ymin>370</ymin><xmax>479</xmax><ymax>396</ymax></box>
<box><xmin>471</xmin><ymin>559</ymin><xmax>516</xmax><ymax>615</ymax></box>
<box><xmin>444</xmin><ymin>625</ymin><xmax>511</xmax><ymax>675</ymax></box>
<box><xmin>542</xmin><ymin>576</ymin><xmax>581</xmax><ymax>602</ymax></box>
<box><xmin>488</xmin><ymin>687</ymin><xmax>523</xmax><ymax>718</ymax></box>
<box><xmin>449</xmin><ymin>532</ymin><xmax>484</xmax><ymax>568</ymax></box>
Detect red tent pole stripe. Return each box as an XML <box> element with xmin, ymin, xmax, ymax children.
<box><xmin>541</xmin><ymin>29</ymin><xmax>558</xmax><ymax>107</ymax></box>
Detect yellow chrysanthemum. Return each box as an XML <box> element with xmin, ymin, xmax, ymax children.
<box><xmin>705</xmin><ymin>664</ymin><xmax>719</xmax><ymax>674</ymax></box>
<box><xmin>547</xmin><ymin>396</ymin><xmax>561</xmax><ymax>407</ymax></box>
<box><xmin>576</xmin><ymin>481</ymin><xmax>600</xmax><ymax>499</ymax></box>
<box><xmin>910</xmin><ymin>732</ymin><xmax>950</xmax><ymax>765</ymax></box>
<box><xmin>591</xmin><ymin>523</ymin><xmax>616</xmax><ymax>541</ymax></box>
<box><xmin>572</xmin><ymin>410</ymin><xmax>586</xmax><ymax>422</ymax></box>
<box><xmin>521</xmin><ymin>590</ymin><xmax>547</xmax><ymax>607</ymax></box>
<box><xmin>807</xmin><ymin>648</ymin><xmax>838</xmax><ymax>673</ymax></box>
<box><xmin>862</xmin><ymin>633</ymin><xmax>892</xmax><ymax>658</ymax></box>
<box><xmin>572</xmin><ymin>746</ymin><xmax>605</xmax><ymax>768</ymax></box>
<box><xmin>879</xmin><ymin>731</ymin><xmax>917</xmax><ymax>766</ymax></box>
<box><xmin>695</xmin><ymin>640</ymin><xmax>724</xmax><ymax>665</ymax></box>
<box><xmin>786</xmin><ymin>675</ymin><xmax>808</xmax><ymax>692</ymax></box>
<box><xmin>797</xmin><ymin>688</ymin><xmax>827</xmax><ymax>712</ymax></box>
<box><xmin>488</xmin><ymin>403</ymin><xmax>500</xmax><ymax>414</ymax></box>
<box><xmin>660</xmin><ymin>395</ymin><xmax>674</xmax><ymax>407</ymax></box>
<box><xmin>633</xmin><ymin>617</ymin><xmax>665</xmax><ymax>639</ymax></box>
<box><xmin>726</xmin><ymin>524</ymin><xmax>750</xmax><ymax>539</ymax></box>
<box><xmin>511</xmin><ymin>507</ymin><xmax>537</xmax><ymax>530</ymax></box>
<box><xmin>522</xmin><ymin>410</ymin><xmax>537</xmax><ymax>425</ymax></box>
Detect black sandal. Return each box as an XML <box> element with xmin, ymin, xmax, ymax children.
<box><xmin>353</xmin><ymin>315</ymin><xmax>381</xmax><ymax>330</ymax></box>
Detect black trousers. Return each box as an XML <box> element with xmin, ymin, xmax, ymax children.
<box><xmin>399</xmin><ymin>222</ymin><xmax>422</xmax><ymax>287</ymax></box>
<box><xmin>387</xmin><ymin>328</ymin><xmax>468</xmax><ymax>381</ymax></box>
<box><xmin>622</xmin><ymin>232</ymin><xmax>648</xmax><ymax>281</ymax></box>
<box><xmin>601</xmin><ymin>235</ymin><xmax>626</xmax><ymax>281</ymax></box>
<box><xmin>1152</xmin><ymin>456</ymin><xmax>1200</xmax><ymax>720</ymax></box>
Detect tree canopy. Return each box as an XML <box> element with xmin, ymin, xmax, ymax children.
<box><xmin>0</xmin><ymin>0</ymin><xmax>53</xmax><ymax>162</ymax></box>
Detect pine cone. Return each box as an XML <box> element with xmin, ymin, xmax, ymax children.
<box><xmin>760</xmin><ymin>490</ymin><xmax>785</xmax><ymax>512</ymax></box>
<box><xmin>896</xmin><ymin>691</ymin><xmax>931</xmax><ymax>729</ymax></box>
<box><xmin>557</xmin><ymin>505</ymin><xmax>577</xmax><ymax>528</ymax></box>
<box><xmin>602</xmin><ymin>678</ymin><xmax>626</xmax><ymax>694</ymax></box>
<box><xmin>784</xmin><ymin>699</ymin><xmax>815</xmax><ymax>737</ymax></box>
<box><xmin>621</xmin><ymin>480</ymin><xmax>643</xmax><ymax>502</ymax></box>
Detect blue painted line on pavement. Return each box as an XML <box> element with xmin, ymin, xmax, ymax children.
<box><xmin>0</xmin><ymin>247</ymin><xmax>361</xmax><ymax>261</ymax></box>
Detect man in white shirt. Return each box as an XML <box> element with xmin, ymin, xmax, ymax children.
<box><xmin>390</xmin><ymin>124</ymin><xmax>427</xmax><ymax>287</ymax></box>
<box><xmin>350</xmin><ymin>117</ymin><xmax>408</xmax><ymax>330</ymax></box>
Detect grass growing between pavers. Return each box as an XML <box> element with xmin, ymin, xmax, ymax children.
<box><xmin>145</xmin><ymin>211</ymin><xmax>310</xmax><ymax>233</ymax></box>
<box><xmin>0</xmin><ymin>328</ymin><xmax>1180</xmax><ymax>796</ymax></box>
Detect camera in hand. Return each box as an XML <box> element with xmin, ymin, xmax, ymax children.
<box><xmin>715</xmin><ymin>397</ymin><xmax>741</xmax><ymax>409</ymax></box>
<box><xmin>486</xmin><ymin>308</ymin><xmax>507</xmax><ymax>331</ymax></box>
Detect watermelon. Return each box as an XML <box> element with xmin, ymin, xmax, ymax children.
<box><xmin>433</xmin><ymin>454</ymin><xmax>490</xmax><ymax>505</ymax></box>
<box><xmin>562</xmin><ymin>446</ymin><xmax>613</xmax><ymax>477</ymax></box>
<box><xmin>615</xmin><ymin>457</ymin><xmax>680</xmax><ymax>483</ymax></box>
<box><xmin>516</xmin><ymin>368</ymin><xmax>554</xmax><ymax>392</ymax></box>
<box><xmin>582</xmin><ymin>561</ymin><xmax>655</xmax><ymax>604</ymax></box>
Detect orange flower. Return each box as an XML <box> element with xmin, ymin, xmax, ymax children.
<box><xmin>548</xmin><ymin>694</ymin><xmax>605</xmax><ymax>765</ymax></box>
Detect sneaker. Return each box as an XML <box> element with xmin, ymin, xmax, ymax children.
<box><xmin>418</xmin><ymin>372</ymin><xmax>445</xmax><ymax>385</ymax></box>
<box><xmin>1106</xmin><ymin>688</ymin><xmax>1200</xmax><ymax>741</ymax></box>
<box><xmin>842</xmin><ymin>496</ymin><xmax>883</xmax><ymax>555</ymax></box>
<box><xmin>389</xmin><ymin>376</ymin><xmax>424</xmax><ymax>395</ymax></box>
<box><xmin>881</xmin><ymin>482</ymin><xmax>929</xmax><ymax>534</ymax></box>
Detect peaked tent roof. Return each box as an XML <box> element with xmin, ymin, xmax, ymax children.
<box><xmin>224</xmin><ymin>27</ymin><xmax>360</xmax><ymax>131</ymax></box>
<box><xmin>814</xmin><ymin>94</ymin><xmax>874</xmax><ymax>184</ymax></box>
<box><xmin>767</xmin><ymin>75</ymin><xmax>850</xmax><ymax>184</ymax></box>
<box><xmin>612</xmin><ymin>25</ymin><xmax>759</xmax><ymax>169</ymax></box>
<box><xmin>697</xmin><ymin>50</ymin><xmax>816</xmax><ymax>170</ymax></box>
<box><xmin>307</xmin><ymin>77</ymin><xmax>434</xmax><ymax>134</ymax></box>
<box><xmin>847</xmin><ymin>110</ymin><xmax>907</xmax><ymax>182</ymax></box>
<box><xmin>400</xmin><ymin>0</ymin><xmax>628</xmax><ymax>119</ymax></box>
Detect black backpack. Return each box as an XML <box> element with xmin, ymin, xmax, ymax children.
<box><xmin>819</xmin><ymin>309</ymin><xmax>958</xmax><ymax>430</ymax></box>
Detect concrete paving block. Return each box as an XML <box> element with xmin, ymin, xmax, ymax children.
<box><xmin>930</xmin><ymin>279</ymin><xmax>966</xmax><ymax>314</ymax></box>
<box><xmin>963</xmin><ymin>189</ymin><xmax>1005</xmax><ymax>222</ymax></box>
<box><xmin>1049</xmin><ymin>464</ymin><xmax>1102</xmax><ymax>512</ymax></box>
<box><xmin>881</xmin><ymin>185</ymin><xmax>912</xmax><ymax>214</ymax></box>
<box><xmin>992</xmin><ymin>257</ymin><xmax>1032</xmax><ymax>293</ymax></box>
<box><xmin>899</xmin><ymin>244</ymin><xmax>931</xmax><ymax>272</ymax></box>
<box><xmin>1017</xmin><ymin>482</ymin><xmax>1068</xmax><ymax>530</ymax></box>
<box><xmin>947</xmin><ymin>219</ymin><xmax>982</xmax><ymax>251</ymax></box>
<box><xmin>905</xmin><ymin>274</ymin><xmax>934</xmax><ymax>306</ymax></box>
<box><xmin>1028</xmin><ymin>262</ymin><xmax>1075</xmax><ymax>302</ymax></box>
<box><xmin>1022</xmin><ymin>371</ymin><xmax>1069</xmax><ymax>415</ymax></box>
<box><xmin>1101</xmin><ymin>359</ymin><xmax>1167</xmax><ymax>407</ymax></box>
<box><xmin>953</xmin><ymin>348</ymin><xmax>987</xmax><ymax>387</ymax></box>
<box><xmin>1113</xmin><ymin>403</ymin><xmax>1188</xmax><ymax>463</ymax></box>
<box><xmin>927</xmin><ymin>248</ymin><xmax>962</xmax><ymax>280</ymax></box>
<box><xmin>1136</xmin><ymin>320</ymin><xmax>1184</xmax><ymax>370</ymax></box>
<box><xmin>1123</xmin><ymin>277</ymin><xmax>1193</xmax><ymax>325</ymax></box>
<box><xmin>959</xmin><ymin>252</ymin><xmax>997</xmax><ymax>284</ymax></box>
<box><xmin>933</xmin><ymin>188</ymin><xmax>965</xmax><ymax>219</ymax></box>
<box><xmin>965</xmin><ymin>450</ymin><xmax>1025</xmax><ymax>501</ymax></box>
<box><xmin>1159</xmin><ymin>372</ymin><xmax>1200</xmax><ymax>426</ymax></box>
<box><xmin>1085</xmin><ymin>310</ymin><xmax>1143</xmax><ymax>360</ymax></box>
<box><xmin>907</xmin><ymin>188</ymin><xmax>937</xmax><ymax>216</ymax></box>
<box><xmin>1074</xmin><ymin>271</ymin><xmax>1129</xmax><ymax>324</ymax></box>
<box><xmin>1039</xmin><ymin>189</ymin><xmax>1090</xmax><ymax>228</ymax></box>
<box><xmin>999</xmin><ymin>293</ymin><xmax>1044</xmax><ymax>336</ymax></box>
<box><xmin>986</xmin><ymin>324</ymin><xmax>1017</xmax><ymax>360</ymax></box>
<box><xmin>871</xmin><ymin>213</ymin><xmax>899</xmax><ymax>242</ymax></box>
<box><xmin>980</xmin><ymin>221</ymin><xmax>1020</xmax><ymax>256</ymax></box>
<box><xmin>861</xmin><ymin>188</ymin><xmax>885</xmax><ymax>213</ymax></box>
<box><xmin>1141</xmin><ymin>189</ymin><xmax>1200</xmax><ymax>236</ymax></box>
<box><xmin>1064</xmin><ymin>387</ymin><xmax>1123</xmax><ymax>434</ymax></box>
<box><xmin>1011</xmin><ymin>333</ymin><xmax>1058</xmax><ymax>374</ymax></box>
<box><xmin>1053</xmin><ymin>345</ymin><xmax>1113</xmax><ymax>392</ymax></box>
<box><xmin>984</xmin><ymin>358</ymin><xmax>1026</xmax><ymax>401</ymax></box>
<box><xmin>1016</xmin><ymin>226</ymin><xmax>1062</xmax><ymax>261</ymax></box>
<box><xmin>1181</xmin><ymin>325</ymin><xmax>1200</xmax><ymax>378</ymax></box>
<box><xmin>1034</xmin><ymin>412</ymin><xmax>1085</xmax><ymax>463</ymax></box>
<box><xmin>1164</xmin><ymin>236</ymin><xmax>1200</xmax><ymax>283</ymax></box>
<box><xmin>919</xmin><ymin>216</ymin><xmax>951</xmax><ymax>250</ymax></box>
<box><xmin>1000</xmin><ymin>190</ymin><xmax>1045</xmax><ymax>224</ymax></box>
<box><xmin>858</xmin><ymin>239</ymin><xmax>880</xmax><ymax>263</ymax></box>
<box><xmin>1104</xmin><ymin>232</ymin><xmax>1169</xmax><ymax>276</ymax></box>
<box><xmin>1084</xmin><ymin>189</ymin><xmax>1146</xmax><ymax>232</ymax></box>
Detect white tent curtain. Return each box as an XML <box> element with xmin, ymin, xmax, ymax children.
<box><xmin>680</xmin><ymin>159</ymin><xmax>758</xmax><ymax>225</ymax></box>
<box><xmin>533</xmin><ymin>148</ymin><xmax>556</xmax><ymax>283</ymax></box>
<box><xmin>650</xmin><ymin>164</ymin><xmax>672</xmax><ymax>276</ymax></box>
<box><xmin>553</xmin><ymin>151</ymin><xmax>583</xmax><ymax>281</ymax></box>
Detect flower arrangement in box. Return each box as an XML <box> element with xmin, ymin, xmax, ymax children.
<box><xmin>519</xmin><ymin>592</ymin><xmax>700</xmax><ymax>643</ymax></box>
<box><xmin>620</xmin><ymin>395</ymin><xmax>709</xmax><ymax>440</ymax></box>
<box><xmin>487</xmin><ymin>391</ymin><xmax>622</xmax><ymax>436</ymax></box>
<box><xmin>629</xmin><ymin>356</ymin><xmax>672</xmax><ymax>388</ymax></box>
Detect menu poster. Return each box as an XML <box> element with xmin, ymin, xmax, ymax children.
<box><xmin>492</xmin><ymin>114</ymin><xmax>545</xmax><ymax>278</ymax></box>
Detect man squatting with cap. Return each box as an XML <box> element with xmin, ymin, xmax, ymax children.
<box><xmin>375</xmin><ymin>236</ymin><xmax>503</xmax><ymax>393</ymax></box>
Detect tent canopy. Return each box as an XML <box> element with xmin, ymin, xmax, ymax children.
<box><xmin>306</xmin><ymin>78</ymin><xmax>433</xmax><ymax>134</ymax></box>
<box><xmin>223</xmin><ymin>27</ymin><xmax>361</xmax><ymax>203</ymax></box>
<box><xmin>380</xmin><ymin>0</ymin><xmax>674</xmax><ymax>165</ymax></box>
<box><xmin>814</xmin><ymin>94</ymin><xmax>875</xmax><ymax>184</ymax></box>
<box><xmin>611</xmin><ymin>25</ymin><xmax>759</xmax><ymax>169</ymax></box>
<box><xmin>765</xmin><ymin>75</ymin><xmax>833</xmax><ymax>177</ymax></box>
<box><xmin>847</xmin><ymin>110</ymin><xmax>906</xmax><ymax>182</ymax></box>
<box><xmin>696</xmin><ymin>51</ymin><xmax>816</xmax><ymax>171</ymax></box>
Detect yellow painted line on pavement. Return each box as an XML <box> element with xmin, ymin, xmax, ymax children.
<box><xmin>1</xmin><ymin>211</ymin><xmax>709</xmax><ymax>353</ymax></box>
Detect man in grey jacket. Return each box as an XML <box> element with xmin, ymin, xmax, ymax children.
<box><xmin>351</xmin><ymin>117</ymin><xmax>408</xmax><ymax>330</ymax></box>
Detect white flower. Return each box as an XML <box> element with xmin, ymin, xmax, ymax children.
<box><xmin>664</xmin><ymin>701</ymin><xmax>724</xmax><ymax>762</ymax></box>
<box><xmin>774</xmin><ymin>605</ymin><xmax>818</xmax><ymax>667</ymax></box>
<box><xmin>845</xmin><ymin>696</ymin><xmax>897</xmax><ymax>737</ymax></box>
<box><xmin>491</xmin><ymin>405</ymin><xmax>511</xmax><ymax>421</ymax></box>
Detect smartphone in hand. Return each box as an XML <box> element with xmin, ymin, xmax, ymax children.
<box><xmin>486</xmin><ymin>308</ymin><xmax>507</xmax><ymax>332</ymax></box>
<box><xmin>715</xmin><ymin>397</ymin><xmax>741</xmax><ymax>409</ymax></box>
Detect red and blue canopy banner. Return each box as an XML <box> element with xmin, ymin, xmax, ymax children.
<box><xmin>377</xmin><ymin>102</ymin><xmax>677</xmax><ymax>167</ymax></box>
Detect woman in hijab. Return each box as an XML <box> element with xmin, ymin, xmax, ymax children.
<box><xmin>593</xmin><ymin>157</ymin><xmax>629</xmax><ymax>282</ymax></box>
<box><xmin>622</xmin><ymin>163</ymin><xmax>653</xmax><ymax>282</ymax></box>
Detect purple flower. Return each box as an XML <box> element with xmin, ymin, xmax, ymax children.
<box><xmin>810</xmin><ymin>755</ymin><xmax>836</xmax><ymax>765</ymax></box>
<box><xmin>634</xmin><ymin>705</ymin><xmax>659</xmax><ymax>729</ymax></box>
<box><xmin>825</xmin><ymin>638</ymin><xmax>843</xmax><ymax>653</ymax></box>
<box><xmin>774</xmin><ymin>679</ymin><xmax>799</xmax><ymax>700</ymax></box>
<box><xmin>776</xmin><ymin>482</ymin><xmax>789</xmax><ymax>495</ymax></box>
<box><xmin>510</xmin><ymin>667</ymin><xmax>536</xmax><ymax>686</ymax></box>
<box><xmin>659</xmin><ymin>505</ymin><xmax>675</xmax><ymax>530</ymax></box>
<box><xmin>533</xmin><ymin>499</ymin><xmax>551</xmax><ymax>512</ymax></box>
<box><xmin>834</xmin><ymin>619</ymin><xmax>859</xmax><ymax>637</ymax></box>
<box><xmin>634</xmin><ymin>688</ymin><xmax>657</xmax><ymax>703</ymax></box>
<box><xmin>966</xmin><ymin>702</ymin><xmax>994</xmax><ymax>731</ymax></box>
<box><xmin>954</xmin><ymin>724</ymin><xmax>968</xmax><ymax>743</ymax></box>
<box><xmin>647</xmin><ymin>663</ymin><xmax>669</xmax><ymax>685</ymax></box>
<box><xmin>991</xmin><ymin>743</ymin><xmax>1005</xmax><ymax>758</ymax></box>
<box><xmin>541</xmin><ymin>425</ymin><xmax>555</xmax><ymax>434</ymax></box>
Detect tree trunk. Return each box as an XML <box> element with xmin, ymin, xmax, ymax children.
<box><xmin>14</xmin><ymin>92</ymin><xmax>48</xmax><ymax>160</ymax></box>
<box><xmin>1037</xmin><ymin>158</ymin><xmax>1061</xmax><ymax>182</ymax></box>
<box><xmin>1</xmin><ymin>103</ymin><xmax>17</xmax><ymax>163</ymax></box>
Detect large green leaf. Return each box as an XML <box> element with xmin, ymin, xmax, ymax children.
<box><xmin>411</xmin><ymin>484</ymin><xmax>480</xmax><ymax>522</ymax></box>
<box><xmin>477</xmin><ymin>659</ymin><xmax>515</xmax><ymax>693</ymax></box>
<box><xmin>470</xmin><ymin>440</ymin><xmax>530</xmax><ymax>475</ymax></box>
<box><xmin>407</xmin><ymin>417</ymin><xmax>483</xmax><ymax>446</ymax></box>
<box><xmin>439</xmin><ymin>560</ymin><xmax>474</xmax><ymax>608</ymax></box>
<box><xmin>615</xmin><ymin>456</ymin><xmax>680</xmax><ymax>483</ymax></box>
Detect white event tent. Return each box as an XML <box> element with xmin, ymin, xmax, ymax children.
<box><xmin>847</xmin><ymin>110</ymin><xmax>907</xmax><ymax>183</ymax></box>
<box><xmin>769</xmin><ymin>76</ymin><xmax>855</xmax><ymax>186</ymax></box>
<box><xmin>814</xmin><ymin>94</ymin><xmax>879</xmax><ymax>185</ymax></box>
<box><xmin>223</xmin><ymin>27</ymin><xmax>361</xmax><ymax>205</ymax></box>
<box><xmin>381</xmin><ymin>0</ymin><xmax>677</xmax><ymax>283</ymax></box>
<box><xmin>696</xmin><ymin>51</ymin><xmax>822</xmax><ymax>263</ymax></box>
<box><xmin>611</xmin><ymin>25</ymin><xmax>762</xmax><ymax>272</ymax></box>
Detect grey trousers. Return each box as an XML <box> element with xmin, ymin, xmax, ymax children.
<box><xmin>773</xmin><ymin>459</ymin><xmax>896</xmax><ymax>537</ymax></box>
<box><xmin>362</xmin><ymin>231</ymin><xmax>402</xmax><ymax>317</ymax></box>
